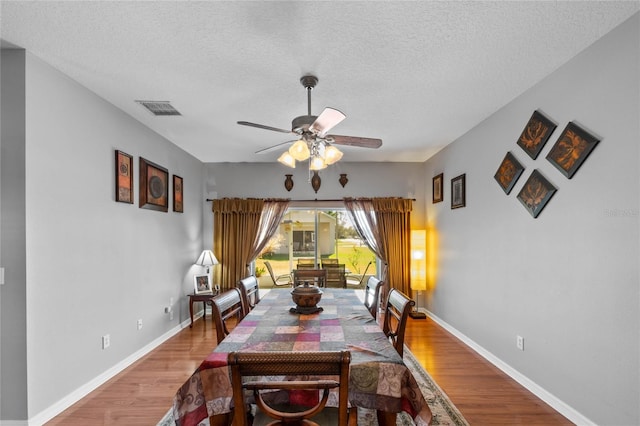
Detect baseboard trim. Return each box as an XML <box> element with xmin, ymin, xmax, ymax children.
<box><xmin>425</xmin><ymin>310</ymin><xmax>595</xmax><ymax>426</ymax></box>
<box><xmin>26</xmin><ymin>316</ymin><xmax>195</xmax><ymax>426</ymax></box>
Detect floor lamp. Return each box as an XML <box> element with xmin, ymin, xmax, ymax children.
<box><xmin>410</xmin><ymin>230</ymin><xmax>427</xmax><ymax>319</ymax></box>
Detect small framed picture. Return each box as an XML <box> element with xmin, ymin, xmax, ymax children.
<box><xmin>516</xmin><ymin>110</ymin><xmax>557</xmax><ymax>160</ymax></box>
<box><xmin>139</xmin><ymin>157</ymin><xmax>169</xmax><ymax>212</ymax></box>
<box><xmin>451</xmin><ymin>174</ymin><xmax>466</xmax><ymax>209</ymax></box>
<box><xmin>194</xmin><ymin>274</ymin><xmax>213</xmax><ymax>294</ymax></box>
<box><xmin>517</xmin><ymin>170</ymin><xmax>557</xmax><ymax>218</ymax></box>
<box><xmin>494</xmin><ymin>152</ymin><xmax>525</xmax><ymax>195</ymax></box>
<box><xmin>115</xmin><ymin>150</ymin><xmax>133</xmax><ymax>203</ymax></box>
<box><xmin>546</xmin><ymin>122</ymin><xmax>600</xmax><ymax>179</ymax></box>
<box><xmin>432</xmin><ymin>173</ymin><xmax>443</xmax><ymax>203</ymax></box>
<box><xmin>173</xmin><ymin>175</ymin><xmax>183</xmax><ymax>213</ymax></box>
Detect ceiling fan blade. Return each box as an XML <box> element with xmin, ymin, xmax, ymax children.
<box><xmin>327</xmin><ymin>135</ymin><xmax>383</xmax><ymax>149</ymax></box>
<box><xmin>238</xmin><ymin>121</ymin><xmax>296</xmax><ymax>135</ymax></box>
<box><xmin>309</xmin><ymin>107</ymin><xmax>346</xmax><ymax>137</ymax></box>
<box><xmin>255</xmin><ymin>140</ymin><xmax>298</xmax><ymax>154</ymax></box>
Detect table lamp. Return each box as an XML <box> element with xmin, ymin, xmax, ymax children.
<box><xmin>195</xmin><ymin>250</ymin><xmax>219</xmax><ymax>274</ymax></box>
<box><xmin>410</xmin><ymin>230</ymin><xmax>427</xmax><ymax>319</ymax></box>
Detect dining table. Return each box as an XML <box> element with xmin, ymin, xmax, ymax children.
<box><xmin>171</xmin><ymin>288</ymin><xmax>432</xmax><ymax>426</ymax></box>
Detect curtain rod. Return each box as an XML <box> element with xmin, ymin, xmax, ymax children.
<box><xmin>205</xmin><ymin>198</ymin><xmax>416</xmax><ymax>202</ymax></box>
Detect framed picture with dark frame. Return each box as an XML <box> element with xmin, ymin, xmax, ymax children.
<box><xmin>139</xmin><ymin>157</ymin><xmax>169</xmax><ymax>212</ymax></box>
<box><xmin>517</xmin><ymin>169</ymin><xmax>557</xmax><ymax>218</ymax></box>
<box><xmin>432</xmin><ymin>173</ymin><xmax>443</xmax><ymax>203</ymax></box>
<box><xmin>546</xmin><ymin>121</ymin><xmax>600</xmax><ymax>179</ymax></box>
<box><xmin>494</xmin><ymin>152</ymin><xmax>525</xmax><ymax>195</ymax></box>
<box><xmin>451</xmin><ymin>174</ymin><xmax>466</xmax><ymax>209</ymax></box>
<box><xmin>173</xmin><ymin>175</ymin><xmax>183</xmax><ymax>213</ymax></box>
<box><xmin>194</xmin><ymin>274</ymin><xmax>212</xmax><ymax>294</ymax></box>
<box><xmin>115</xmin><ymin>150</ymin><xmax>133</xmax><ymax>203</ymax></box>
<box><xmin>516</xmin><ymin>110</ymin><xmax>557</xmax><ymax>160</ymax></box>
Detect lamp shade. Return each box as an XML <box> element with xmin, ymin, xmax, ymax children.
<box><xmin>278</xmin><ymin>151</ymin><xmax>296</xmax><ymax>168</ymax></box>
<box><xmin>288</xmin><ymin>140</ymin><xmax>310</xmax><ymax>161</ymax></box>
<box><xmin>195</xmin><ymin>250</ymin><xmax>219</xmax><ymax>267</ymax></box>
<box><xmin>410</xmin><ymin>230</ymin><xmax>427</xmax><ymax>291</ymax></box>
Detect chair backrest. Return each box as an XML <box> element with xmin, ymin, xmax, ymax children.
<box><xmin>324</xmin><ymin>264</ymin><xmax>346</xmax><ymax>288</ymax></box>
<box><xmin>364</xmin><ymin>276</ymin><xmax>383</xmax><ymax>319</ymax></box>
<box><xmin>297</xmin><ymin>258</ymin><xmax>316</xmax><ymax>269</ymax></box>
<box><xmin>382</xmin><ymin>289</ymin><xmax>415</xmax><ymax>357</ymax></box>
<box><xmin>345</xmin><ymin>260</ymin><xmax>374</xmax><ymax>288</ymax></box>
<box><xmin>293</xmin><ymin>269</ymin><xmax>327</xmax><ymax>288</ymax></box>
<box><xmin>210</xmin><ymin>289</ymin><xmax>246</xmax><ymax>344</ymax></box>
<box><xmin>228</xmin><ymin>351</ymin><xmax>351</xmax><ymax>426</ymax></box>
<box><xmin>321</xmin><ymin>258</ymin><xmax>338</xmax><ymax>267</ymax></box>
<box><xmin>237</xmin><ymin>275</ymin><xmax>260</xmax><ymax>313</ymax></box>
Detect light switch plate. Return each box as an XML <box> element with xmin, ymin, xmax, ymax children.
<box><xmin>0</xmin><ymin>267</ymin><xmax>5</xmax><ymax>285</ymax></box>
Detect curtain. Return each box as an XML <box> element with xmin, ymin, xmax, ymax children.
<box><xmin>212</xmin><ymin>198</ymin><xmax>289</xmax><ymax>289</ymax></box>
<box><xmin>344</xmin><ymin>197</ymin><xmax>413</xmax><ymax>296</ymax></box>
<box><xmin>248</xmin><ymin>199</ymin><xmax>290</xmax><ymax>271</ymax></box>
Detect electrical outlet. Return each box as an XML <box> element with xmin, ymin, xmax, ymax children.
<box><xmin>102</xmin><ymin>334</ymin><xmax>111</xmax><ymax>349</ymax></box>
<box><xmin>169</xmin><ymin>311</ymin><xmax>174</xmax><ymax>321</ymax></box>
<box><xmin>137</xmin><ymin>319</ymin><xmax>143</xmax><ymax>330</ymax></box>
<box><xmin>516</xmin><ymin>335</ymin><xmax>524</xmax><ymax>351</ymax></box>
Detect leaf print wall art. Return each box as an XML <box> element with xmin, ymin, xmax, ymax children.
<box><xmin>546</xmin><ymin>121</ymin><xmax>600</xmax><ymax>179</ymax></box>
<box><xmin>494</xmin><ymin>152</ymin><xmax>525</xmax><ymax>195</ymax></box>
<box><xmin>517</xmin><ymin>110</ymin><xmax>557</xmax><ymax>160</ymax></box>
<box><xmin>517</xmin><ymin>170</ymin><xmax>557</xmax><ymax>218</ymax></box>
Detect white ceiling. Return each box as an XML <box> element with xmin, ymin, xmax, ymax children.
<box><xmin>1</xmin><ymin>1</ymin><xmax>638</xmax><ymax>163</ymax></box>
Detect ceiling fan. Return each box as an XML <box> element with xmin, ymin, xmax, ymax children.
<box><xmin>237</xmin><ymin>75</ymin><xmax>382</xmax><ymax>170</ymax></box>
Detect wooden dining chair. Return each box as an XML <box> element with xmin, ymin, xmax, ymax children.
<box><xmin>264</xmin><ymin>261</ymin><xmax>292</xmax><ymax>287</ymax></box>
<box><xmin>324</xmin><ymin>264</ymin><xmax>346</xmax><ymax>288</ymax></box>
<box><xmin>293</xmin><ymin>269</ymin><xmax>327</xmax><ymax>288</ymax></box>
<box><xmin>210</xmin><ymin>288</ymin><xmax>246</xmax><ymax>344</ymax></box>
<box><xmin>382</xmin><ymin>288</ymin><xmax>415</xmax><ymax>357</ymax></box>
<box><xmin>237</xmin><ymin>275</ymin><xmax>260</xmax><ymax>313</ymax></box>
<box><xmin>228</xmin><ymin>350</ymin><xmax>355</xmax><ymax>426</ymax></box>
<box><xmin>363</xmin><ymin>276</ymin><xmax>383</xmax><ymax>319</ymax></box>
<box><xmin>321</xmin><ymin>258</ymin><xmax>338</xmax><ymax>267</ymax></box>
<box><xmin>296</xmin><ymin>258</ymin><xmax>316</xmax><ymax>269</ymax></box>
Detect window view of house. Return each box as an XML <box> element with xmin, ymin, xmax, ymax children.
<box><xmin>257</xmin><ymin>208</ymin><xmax>376</xmax><ymax>280</ymax></box>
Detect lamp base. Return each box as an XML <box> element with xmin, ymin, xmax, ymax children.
<box><xmin>409</xmin><ymin>310</ymin><xmax>427</xmax><ymax>320</ymax></box>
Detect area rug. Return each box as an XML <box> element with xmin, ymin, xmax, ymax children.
<box><xmin>158</xmin><ymin>346</ymin><xmax>468</xmax><ymax>426</ymax></box>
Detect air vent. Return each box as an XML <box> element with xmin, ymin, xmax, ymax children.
<box><xmin>135</xmin><ymin>100</ymin><xmax>181</xmax><ymax>116</ymax></box>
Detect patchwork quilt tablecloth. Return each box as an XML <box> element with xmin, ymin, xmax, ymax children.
<box><xmin>172</xmin><ymin>288</ymin><xmax>431</xmax><ymax>425</ymax></box>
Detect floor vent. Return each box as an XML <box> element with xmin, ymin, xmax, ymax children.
<box><xmin>135</xmin><ymin>100</ymin><xmax>181</xmax><ymax>116</ymax></box>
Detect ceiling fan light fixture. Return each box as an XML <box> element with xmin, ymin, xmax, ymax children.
<box><xmin>324</xmin><ymin>145</ymin><xmax>343</xmax><ymax>165</ymax></box>
<box><xmin>278</xmin><ymin>152</ymin><xmax>296</xmax><ymax>168</ymax></box>
<box><xmin>309</xmin><ymin>155</ymin><xmax>327</xmax><ymax>171</ymax></box>
<box><xmin>289</xmin><ymin>139</ymin><xmax>310</xmax><ymax>161</ymax></box>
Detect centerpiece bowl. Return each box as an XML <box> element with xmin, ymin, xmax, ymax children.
<box><xmin>290</xmin><ymin>282</ymin><xmax>323</xmax><ymax>314</ymax></box>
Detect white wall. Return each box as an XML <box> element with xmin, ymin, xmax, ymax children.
<box><xmin>0</xmin><ymin>50</ymin><xmax>207</xmax><ymax>421</ymax></box>
<box><xmin>424</xmin><ymin>13</ymin><xmax>639</xmax><ymax>425</ymax></box>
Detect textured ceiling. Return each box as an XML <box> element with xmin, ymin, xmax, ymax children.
<box><xmin>1</xmin><ymin>1</ymin><xmax>638</xmax><ymax>163</ymax></box>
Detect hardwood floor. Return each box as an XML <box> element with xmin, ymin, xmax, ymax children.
<box><xmin>46</xmin><ymin>314</ymin><xmax>573</xmax><ymax>425</ymax></box>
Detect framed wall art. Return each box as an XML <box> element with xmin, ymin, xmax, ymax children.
<box><xmin>494</xmin><ymin>152</ymin><xmax>525</xmax><ymax>195</ymax></box>
<box><xmin>516</xmin><ymin>110</ymin><xmax>557</xmax><ymax>160</ymax></box>
<box><xmin>194</xmin><ymin>274</ymin><xmax>212</xmax><ymax>294</ymax></box>
<box><xmin>139</xmin><ymin>157</ymin><xmax>169</xmax><ymax>212</ymax></box>
<box><xmin>115</xmin><ymin>150</ymin><xmax>133</xmax><ymax>203</ymax></box>
<box><xmin>517</xmin><ymin>169</ymin><xmax>557</xmax><ymax>218</ymax></box>
<box><xmin>432</xmin><ymin>173</ymin><xmax>443</xmax><ymax>203</ymax></box>
<box><xmin>173</xmin><ymin>175</ymin><xmax>184</xmax><ymax>213</ymax></box>
<box><xmin>451</xmin><ymin>174</ymin><xmax>466</xmax><ymax>209</ymax></box>
<box><xmin>546</xmin><ymin>121</ymin><xmax>600</xmax><ymax>179</ymax></box>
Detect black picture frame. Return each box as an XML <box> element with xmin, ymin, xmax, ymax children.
<box><xmin>451</xmin><ymin>174</ymin><xmax>466</xmax><ymax>209</ymax></box>
<box><xmin>546</xmin><ymin>122</ymin><xmax>600</xmax><ymax>179</ymax></box>
<box><xmin>494</xmin><ymin>152</ymin><xmax>525</xmax><ymax>195</ymax></box>
<box><xmin>173</xmin><ymin>175</ymin><xmax>183</xmax><ymax>213</ymax></box>
<box><xmin>139</xmin><ymin>157</ymin><xmax>169</xmax><ymax>212</ymax></box>
<box><xmin>115</xmin><ymin>150</ymin><xmax>133</xmax><ymax>203</ymax></box>
<box><xmin>517</xmin><ymin>170</ymin><xmax>557</xmax><ymax>218</ymax></box>
<box><xmin>516</xmin><ymin>110</ymin><xmax>557</xmax><ymax>160</ymax></box>
<box><xmin>432</xmin><ymin>173</ymin><xmax>443</xmax><ymax>203</ymax></box>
